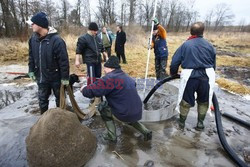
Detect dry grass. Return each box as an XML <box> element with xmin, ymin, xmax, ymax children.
<box><xmin>0</xmin><ymin>38</ymin><xmax>28</xmax><ymax>64</ymax></box>
<box><xmin>217</xmin><ymin>56</ymin><xmax>250</xmax><ymax>67</ymax></box>
<box><xmin>0</xmin><ymin>31</ymin><xmax>249</xmax><ymax>95</ymax></box>
<box><xmin>216</xmin><ymin>78</ymin><xmax>250</xmax><ymax>95</ymax></box>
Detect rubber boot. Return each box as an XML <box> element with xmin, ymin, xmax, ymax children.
<box><xmin>196</xmin><ymin>102</ymin><xmax>208</xmax><ymax>131</ymax></box>
<box><xmin>40</xmin><ymin>107</ymin><xmax>48</xmax><ymax>115</ymax></box>
<box><xmin>103</xmin><ymin>120</ymin><xmax>117</xmax><ymax>142</ymax></box>
<box><xmin>178</xmin><ymin>100</ymin><xmax>191</xmax><ymax>129</ymax></box>
<box><xmin>130</xmin><ymin>122</ymin><xmax>152</xmax><ymax>141</ymax></box>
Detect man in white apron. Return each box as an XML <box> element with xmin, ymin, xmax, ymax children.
<box><xmin>170</xmin><ymin>22</ymin><xmax>216</xmax><ymax>130</ymax></box>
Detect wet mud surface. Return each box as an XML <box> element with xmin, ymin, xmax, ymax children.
<box><xmin>0</xmin><ymin>65</ymin><xmax>250</xmax><ymax>167</ymax></box>
<box><xmin>217</xmin><ymin>66</ymin><xmax>250</xmax><ymax>86</ymax></box>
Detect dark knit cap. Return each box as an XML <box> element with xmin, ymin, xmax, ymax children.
<box><xmin>31</xmin><ymin>12</ymin><xmax>48</xmax><ymax>28</ymax></box>
<box><xmin>104</xmin><ymin>56</ymin><xmax>121</xmax><ymax>69</ymax></box>
<box><xmin>88</xmin><ymin>22</ymin><xmax>99</xmax><ymax>31</ymax></box>
<box><xmin>153</xmin><ymin>25</ymin><xmax>158</xmax><ymax>30</ymax></box>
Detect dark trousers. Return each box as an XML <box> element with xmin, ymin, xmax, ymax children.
<box><xmin>38</xmin><ymin>81</ymin><xmax>60</xmax><ymax>114</ymax></box>
<box><xmin>183</xmin><ymin>78</ymin><xmax>210</xmax><ymax>107</ymax></box>
<box><xmin>104</xmin><ymin>47</ymin><xmax>111</xmax><ymax>58</ymax></box>
<box><xmin>117</xmin><ymin>53</ymin><xmax>127</xmax><ymax>64</ymax></box>
<box><xmin>86</xmin><ymin>62</ymin><xmax>102</xmax><ymax>85</ymax></box>
<box><xmin>155</xmin><ymin>57</ymin><xmax>167</xmax><ymax>80</ymax></box>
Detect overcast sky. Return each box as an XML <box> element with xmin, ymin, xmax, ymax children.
<box><xmin>67</xmin><ymin>0</ymin><xmax>250</xmax><ymax>25</ymax></box>
<box><xmin>193</xmin><ymin>0</ymin><xmax>250</xmax><ymax>24</ymax></box>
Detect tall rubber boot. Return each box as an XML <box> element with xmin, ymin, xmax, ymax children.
<box><xmin>196</xmin><ymin>102</ymin><xmax>209</xmax><ymax>131</ymax></box>
<box><xmin>103</xmin><ymin>120</ymin><xmax>117</xmax><ymax>142</ymax></box>
<box><xmin>130</xmin><ymin>122</ymin><xmax>152</xmax><ymax>141</ymax></box>
<box><xmin>179</xmin><ymin>100</ymin><xmax>191</xmax><ymax>129</ymax></box>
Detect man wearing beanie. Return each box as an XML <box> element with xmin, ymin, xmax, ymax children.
<box><xmin>27</xmin><ymin>12</ymin><xmax>69</xmax><ymax>114</ymax></box>
<box><xmin>81</xmin><ymin>56</ymin><xmax>152</xmax><ymax>142</ymax></box>
<box><xmin>151</xmin><ymin>18</ymin><xmax>169</xmax><ymax>80</ymax></box>
<box><xmin>75</xmin><ymin>22</ymin><xmax>105</xmax><ymax>85</ymax></box>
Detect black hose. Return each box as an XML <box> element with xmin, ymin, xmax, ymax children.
<box><xmin>143</xmin><ymin>75</ymin><xmax>180</xmax><ymax>104</ymax></box>
<box><xmin>213</xmin><ymin>93</ymin><xmax>248</xmax><ymax>167</ymax></box>
<box><xmin>222</xmin><ymin>112</ymin><xmax>250</xmax><ymax>129</ymax></box>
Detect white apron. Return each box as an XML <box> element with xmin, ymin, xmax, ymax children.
<box><xmin>175</xmin><ymin>68</ymin><xmax>215</xmax><ymax>116</ymax></box>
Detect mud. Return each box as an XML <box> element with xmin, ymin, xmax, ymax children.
<box><xmin>217</xmin><ymin>66</ymin><xmax>250</xmax><ymax>86</ymax></box>
<box><xmin>0</xmin><ymin>65</ymin><xmax>250</xmax><ymax>167</ymax></box>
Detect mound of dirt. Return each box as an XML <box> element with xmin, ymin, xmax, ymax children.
<box><xmin>26</xmin><ymin>108</ymin><xmax>97</xmax><ymax>167</ymax></box>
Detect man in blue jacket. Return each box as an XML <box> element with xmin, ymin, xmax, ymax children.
<box><xmin>152</xmin><ymin>18</ymin><xmax>168</xmax><ymax>80</ymax></box>
<box><xmin>81</xmin><ymin>56</ymin><xmax>152</xmax><ymax>142</ymax></box>
<box><xmin>170</xmin><ymin>22</ymin><xmax>216</xmax><ymax>130</ymax></box>
<box><xmin>27</xmin><ymin>12</ymin><xmax>69</xmax><ymax>114</ymax></box>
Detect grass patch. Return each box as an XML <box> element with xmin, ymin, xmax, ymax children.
<box><xmin>216</xmin><ymin>78</ymin><xmax>250</xmax><ymax>95</ymax></box>
<box><xmin>0</xmin><ymin>32</ymin><xmax>250</xmax><ymax>95</ymax></box>
<box><xmin>217</xmin><ymin>56</ymin><xmax>250</xmax><ymax>67</ymax></box>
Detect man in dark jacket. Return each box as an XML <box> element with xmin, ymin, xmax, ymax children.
<box><xmin>170</xmin><ymin>22</ymin><xmax>216</xmax><ymax>130</ymax></box>
<box><xmin>115</xmin><ymin>25</ymin><xmax>127</xmax><ymax>64</ymax></box>
<box><xmin>98</xmin><ymin>26</ymin><xmax>112</xmax><ymax>61</ymax></box>
<box><xmin>27</xmin><ymin>12</ymin><xmax>69</xmax><ymax>114</ymax></box>
<box><xmin>81</xmin><ymin>56</ymin><xmax>152</xmax><ymax>142</ymax></box>
<box><xmin>75</xmin><ymin>22</ymin><xmax>104</xmax><ymax>85</ymax></box>
<box><xmin>152</xmin><ymin>18</ymin><xmax>168</xmax><ymax>80</ymax></box>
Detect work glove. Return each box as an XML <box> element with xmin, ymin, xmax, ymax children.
<box><xmin>28</xmin><ymin>72</ymin><xmax>36</xmax><ymax>81</ymax></box>
<box><xmin>152</xmin><ymin>18</ymin><xmax>159</xmax><ymax>26</ymax></box>
<box><xmin>61</xmin><ymin>79</ymin><xmax>69</xmax><ymax>86</ymax></box>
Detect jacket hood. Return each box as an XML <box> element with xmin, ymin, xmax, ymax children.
<box><xmin>48</xmin><ymin>26</ymin><xmax>57</xmax><ymax>34</ymax></box>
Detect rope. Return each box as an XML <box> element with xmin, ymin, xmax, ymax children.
<box><xmin>59</xmin><ymin>84</ymin><xmax>87</xmax><ymax>120</ymax></box>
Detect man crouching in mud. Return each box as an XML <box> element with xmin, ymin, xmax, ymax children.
<box><xmin>170</xmin><ymin>22</ymin><xmax>216</xmax><ymax>130</ymax></box>
<box><xmin>81</xmin><ymin>56</ymin><xmax>152</xmax><ymax>142</ymax></box>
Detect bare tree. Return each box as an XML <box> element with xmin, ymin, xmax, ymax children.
<box><xmin>97</xmin><ymin>0</ymin><xmax>116</xmax><ymax>25</ymax></box>
<box><xmin>204</xmin><ymin>9</ymin><xmax>214</xmax><ymax>30</ymax></box>
<box><xmin>166</xmin><ymin>0</ymin><xmax>177</xmax><ymax>31</ymax></box>
<box><xmin>128</xmin><ymin>0</ymin><xmax>136</xmax><ymax>25</ymax></box>
<box><xmin>0</xmin><ymin>0</ymin><xmax>16</xmax><ymax>36</ymax></box>
<box><xmin>82</xmin><ymin>0</ymin><xmax>91</xmax><ymax>26</ymax></box>
<box><xmin>213</xmin><ymin>3</ymin><xmax>235</xmax><ymax>31</ymax></box>
<box><xmin>61</xmin><ymin>0</ymin><xmax>70</xmax><ymax>25</ymax></box>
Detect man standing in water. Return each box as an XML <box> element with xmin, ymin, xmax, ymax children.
<box><xmin>170</xmin><ymin>22</ymin><xmax>216</xmax><ymax>130</ymax></box>
<box><xmin>27</xmin><ymin>12</ymin><xmax>69</xmax><ymax>114</ymax></box>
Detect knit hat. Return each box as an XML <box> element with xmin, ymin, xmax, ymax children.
<box><xmin>153</xmin><ymin>25</ymin><xmax>158</xmax><ymax>30</ymax></box>
<box><xmin>88</xmin><ymin>22</ymin><xmax>99</xmax><ymax>31</ymax></box>
<box><xmin>104</xmin><ymin>56</ymin><xmax>120</xmax><ymax>69</ymax></box>
<box><xmin>30</xmin><ymin>12</ymin><xmax>49</xmax><ymax>28</ymax></box>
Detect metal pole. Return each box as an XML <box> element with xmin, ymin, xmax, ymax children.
<box><xmin>143</xmin><ymin>0</ymin><xmax>158</xmax><ymax>98</ymax></box>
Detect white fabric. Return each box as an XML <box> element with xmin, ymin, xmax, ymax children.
<box><xmin>175</xmin><ymin>69</ymin><xmax>193</xmax><ymax>113</ymax></box>
<box><xmin>205</xmin><ymin>68</ymin><xmax>215</xmax><ymax>116</ymax></box>
<box><xmin>175</xmin><ymin>68</ymin><xmax>215</xmax><ymax>117</ymax></box>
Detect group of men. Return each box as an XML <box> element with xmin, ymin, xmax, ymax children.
<box><xmin>27</xmin><ymin>12</ymin><xmax>216</xmax><ymax>142</ymax></box>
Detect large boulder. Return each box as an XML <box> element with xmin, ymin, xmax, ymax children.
<box><xmin>26</xmin><ymin>108</ymin><xmax>97</xmax><ymax>167</ymax></box>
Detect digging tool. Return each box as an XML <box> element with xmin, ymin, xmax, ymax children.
<box><xmin>143</xmin><ymin>0</ymin><xmax>158</xmax><ymax>98</ymax></box>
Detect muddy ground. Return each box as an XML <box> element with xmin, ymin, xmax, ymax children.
<box><xmin>0</xmin><ymin>65</ymin><xmax>250</xmax><ymax>167</ymax></box>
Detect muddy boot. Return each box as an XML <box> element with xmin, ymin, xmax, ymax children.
<box><xmin>130</xmin><ymin>122</ymin><xmax>152</xmax><ymax>141</ymax></box>
<box><xmin>195</xmin><ymin>102</ymin><xmax>208</xmax><ymax>131</ymax></box>
<box><xmin>178</xmin><ymin>100</ymin><xmax>191</xmax><ymax>129</ymax></box>
<box><xmin>103</xmin><ymin>120</ymin><xmax>117</xmax><ymax>142</ymax></box>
